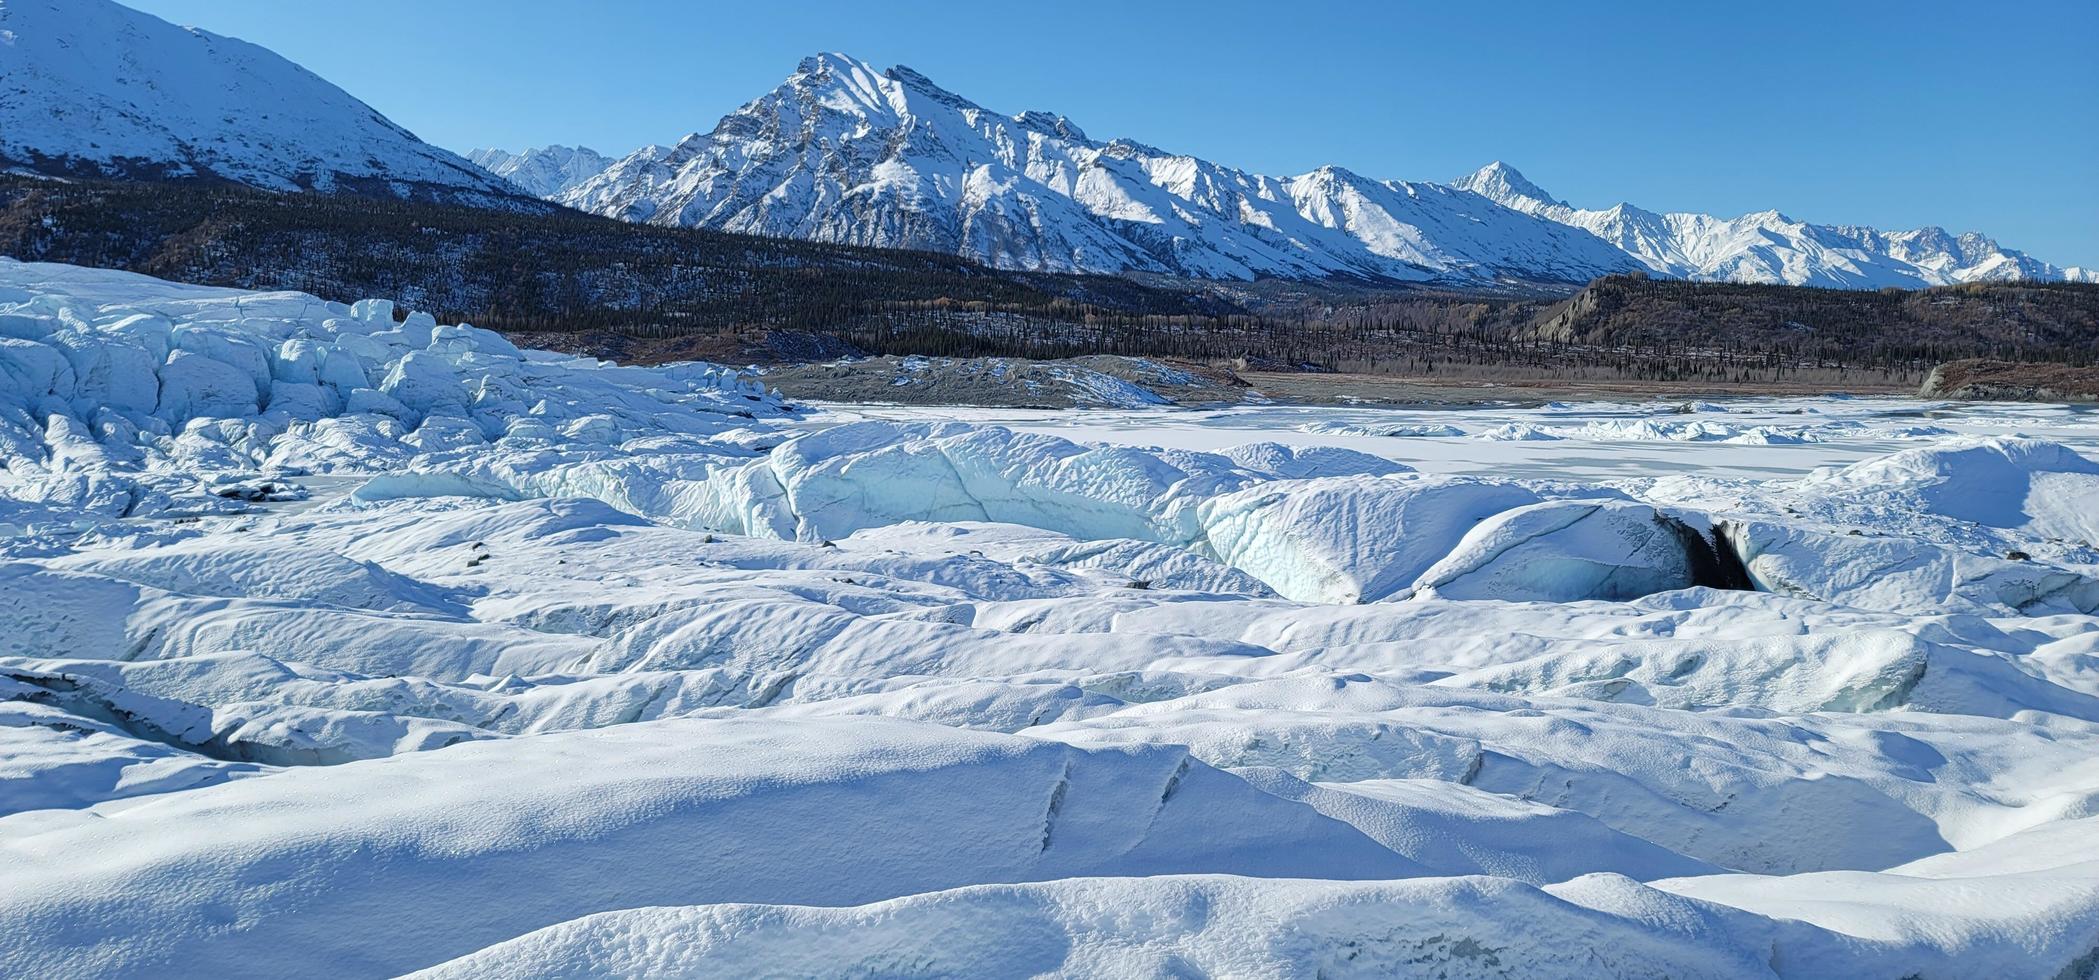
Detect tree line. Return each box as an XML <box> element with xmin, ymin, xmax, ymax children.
<box><xmin>3</xmin><ymin>176</ymin><xmax>2094</xmax><ymax>385</ymax></box>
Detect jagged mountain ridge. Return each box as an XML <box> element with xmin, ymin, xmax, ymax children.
<box><xmin>499</xmin><ymin>54</ymin><xmax>2088</xmax><ymax>289</ymax></box>
<box><xmin>0</xmin><ymin>0</ymin><xmax>530</xmax><ymax>207</ymax></box>
<box><xmin>1453</xmin><ymin>162</ymin><xmax>2095</xmax><ymax>288</ymax></box>
<box><xmin>540</xmin><ymin>54</ymin><xmax>1641</xmax><ymax>285</ymax></box>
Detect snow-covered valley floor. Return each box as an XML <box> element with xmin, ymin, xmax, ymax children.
<box><xmin>3</xmin><ymin>259</ymin><xmax>2098</xmax><ymax>977</ymax></box>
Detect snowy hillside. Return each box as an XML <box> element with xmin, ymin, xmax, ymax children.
<box><xmin>4</xmin><ymin>259</ymin><xmax>2099</xmax><ymax>974</ymax></box>
<box><xmin>0</xmin><ymin>0</ymin><xmax>526</xmax><ymax>206</ymax></box>
<box><xmin>545</xmin><ymin>53</ymin><xmax>2087</xmax><ymax>288</ymax></box>
<box><xmin>1455</xmin><ymin>161</ymin><xmax>2096</xmax><ymax>288</ymax></box>
<box><xmin>466</xmin><ymin>145</ymin><xmax>615</xmax><ymax>199</ymax></box>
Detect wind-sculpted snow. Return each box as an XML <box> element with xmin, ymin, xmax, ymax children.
<box><xmin>1651</xmin><ymin>435</ymin><xmax>2099</xmax><ymax>568</ymax></box>
<box><xmin>0</xmin><ymin>718</ymin><xmax>1424</xmax><ymax>977</ymax></box>
<box><xmin>5</xmin><ymin>264</ymin><xmax>2099</xmax><ymax>975</ymax></box>
<box><xmin>1799</xmin><ymin>437</ymin><xmax>2099</xmax><ymax>549</ymax></box>
<box><xmin>409</xmin><ymin>864</ymin><xmax>2099</xmax><ymax>979</ymax></box>
<box><xmin>1721</xmin><ymin>519</ymin><xmax>2099</xmax><ymax>616</ymax></box>
<box><xmin>407</xmin><ymin>875</ymin><xmax>1830</xmax><ymax>979</ymax></box>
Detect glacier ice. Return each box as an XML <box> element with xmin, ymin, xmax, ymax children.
<box><xmin>2</xmin><ymin>261</ymin><xmax>2098</xmax><ymax>977</ymax></box>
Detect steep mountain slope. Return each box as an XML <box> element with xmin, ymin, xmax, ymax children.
<box><xmin>0</xmin><ymin>0</ymin><xmax>528</xmax><ymax>207</ymax></box>
<box><xmin>1454</xmin><ymin>162</ymin><xmax>2095</xmax><ymax>288</ymax></box>
<box><xmin>467</xmin><ymin>145</ymin><xmax>615</xmax><ymax>199</ymax></box>
<box><xmin>556</xmin><ymin>54</ymin><xmax>1639</xmax><ymax>285</ymax></box>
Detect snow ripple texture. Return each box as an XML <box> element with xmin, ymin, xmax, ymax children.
<box><xmin>4</xmin><ymin>261</ymin><xmax>2099</xmax><ymax>978</ymax></box>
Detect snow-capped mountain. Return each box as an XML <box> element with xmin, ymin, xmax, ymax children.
<box><xmin>1453</xmin><ymin>162</ymin><xmax>2094</xmax><ymax>288</ymax></box>
<box><xmin>467</xmin><ymin>145</ymin><xmax>615</xmax><ymax>199</ymax></box>
<box><xmin>556</xmin><ymin>54</ymin><xmax>1640</xmax><ymax>285</ymax></box>
<box><xmin>0</xmin><ymin>0</ymin><xmax>527</xmax><ymax>207</ymax></box>
<box><xmin>553</xmin><ymin>54</ymin><xmax>2086</xmax><ymax>288</ymax></box>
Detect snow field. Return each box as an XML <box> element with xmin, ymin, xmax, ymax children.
<box><xmin>2</xmin><ymin>262</ymin><xmax>2098</xmax><ymax>977</ymax></box>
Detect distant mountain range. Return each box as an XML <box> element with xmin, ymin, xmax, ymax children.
<box><xmin>466</xmin><ymin>146</ymin><xmax>616</xmax><ymax>200</ymax></box>
<box><xmin>0</xmin><ymin>0</ymin><xmax>2086</xmax><ymax>289</ymax></box>
<box><xmin>1450</xmin><ymin>163</ymin><xmax>2089</xmax><ymax>287</ymax></box>
<box><xmin>484</xmin><ymin>54</ymin><xmax>2093</xmax><ymax>289</ymax></box>
<box><xmin>506</xmin><ymin>54</ymin><xmax>1640</xmax><ymax>286</ymax></box>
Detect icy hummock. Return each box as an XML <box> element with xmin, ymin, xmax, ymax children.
<box><xmin>4</xmin><ymin>261</ymin><xmax>2099</xmax><ymax>977</ymax></box>
<box><xmin>0</xmin><ymin>258</ymin><xmax>788</xmax><ymax>527</ymax></box>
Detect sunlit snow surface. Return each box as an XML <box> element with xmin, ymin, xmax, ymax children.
<box><xmin>3</xmin><ymin>260</ymin><xmax>2099</xmax><ymax>978</ymax></box>
<box><xmin>821</xmin><ymin>396</ymin><xmax>2099</xmax><ymax>482</ymax></box>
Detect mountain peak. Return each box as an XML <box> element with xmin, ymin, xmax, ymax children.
<box><xmin>795</xmin><ymin>52</ymin><xmax>882</xmax><ymax>78</ymax></box>
<box><xmin>776</xmin><ymin>54</ymin><xmax>984</xmax><ymax>119</ymax></box>
<box><xmin>1454</xmin><ymin>162</ymin><xmax>1563</xmax><ymax>208</ymax></box>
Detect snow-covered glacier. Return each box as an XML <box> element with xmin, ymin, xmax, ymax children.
<box><xmin>4</xmin><ymin>260</ymin><xmax>2099</xmax><ymax>977</ymax></box>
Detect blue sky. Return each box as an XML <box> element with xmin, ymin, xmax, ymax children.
<box><xmin>128</xmin><ymin>0</ymin><xmax>2098</xmax><ymax>267</ymax></box>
